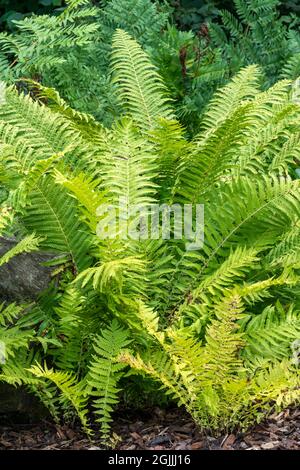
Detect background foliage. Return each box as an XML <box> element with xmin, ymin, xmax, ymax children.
<box><xmin>0</xmin><ymin>0</ymin><xmax>64</xmax><ymax>31</ymax></box>
<box><xmin>1</xmin><ymin>1</ymin><xmax>299</xmax><ymax>33</ymax></box>
<box><xmin>0</xmin><ymin>0</ymin><xmax>299</xmax><ymax>444</ymax></box>
<box><xmin>165</xmin><ymin>0</ymin><xmax>300</xmax><ymax>31</ymax></box>
<box><xmin>0</xmin><ymin>0</ymin><xmax>299</xmax><ymax>132</ymax></box>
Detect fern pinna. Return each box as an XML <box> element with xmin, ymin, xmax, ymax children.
<box><xmin>0</xmin><ymin>26</ymin><xmax>300</xmax><ymax>441</ymax></box>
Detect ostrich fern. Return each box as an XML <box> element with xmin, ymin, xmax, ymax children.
<box><xmin>0</xmin><ymin>30</ymin><xmax>300</xmax><ymax>440</ymax></box>
<box><xmin>0</xmin><ymin>0</ymin><xmax>298</xmax><ymax>132</ymax></box>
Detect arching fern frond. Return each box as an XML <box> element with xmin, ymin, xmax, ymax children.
<box><xmin>76</xmin><ymin>256</ymin><xmax>147</xmax><ymax>295</ymax></box>
<box><xmin>23</xmin><ymin>174</ymin><xmax>92</xmax><ymax>272</ymax></box>
<box><xmin>0</xmin><ymin>234</ymin><xmax>42</xmax><ymax>267</ymax></box>
<box><xmin>111</xmin><ymin>29</ymin><xmax>174</xmax><ymax>130</ymax></box>
<box><xmin>29</xmin><ymin>363</ymin><xmax>90</xmax><ymax>433</ymax></box>
<box><xmin>242</xmin><ymin>304</ymin><xmax>300</xmax><ymax>363</ymax></box>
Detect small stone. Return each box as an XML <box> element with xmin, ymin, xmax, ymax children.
<box><xmin>239</xmin><ymin>442</ymin><xmax>248</xmax><ymax>449</ymax></box>
<box><xmin>222</xmin><ymin>433</ymin><xmax>236</xmax><ymax>448</ymax></box>
<box><xmin>191</xmin><ymin>441</ymin><xmax>204</xmax><ymax>450</ymax></box>
<box><xmin>261</xmin><ymin>441</ymin><xmax>280</xmax><ymax>450</ymax></box>
<box><xmin>148</xmin><ymin>435</ymin><xmax>171</xmax><ymax>446</ymax></box>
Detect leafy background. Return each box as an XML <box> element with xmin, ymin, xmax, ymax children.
<box><xmin>1</xmin><ymin>1</ymin><xmax>299</xmax><ymax>32</ymax></box>
<box><xmin>0</xmin><ymin>0</ymin><xmax>63</xmax><ymax>31</ymax></box>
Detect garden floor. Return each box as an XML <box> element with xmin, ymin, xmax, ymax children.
<box><xmin>0</xmin><ymin>407</ymin><xmax>299</xmax><ymax>450</ymax></box>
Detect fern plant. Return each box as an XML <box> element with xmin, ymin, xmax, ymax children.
<box><xmin>0</xmin><ymin>0</ymin><xmax>299</xmax><ymax>133</ymax></box>
<box><xmin>210</xmin><ymin>0</ymin><xmax>300</xmax><ymax>83</ymax></box>
<box><xmin>0</xmin><ymin>0</ymin><xmax>170</xmax><ymax>125</ymax></box>
<box><xmin>161</xmin><ymin>0</ymin><xmax>300</xmax><ymax>130</ymax></box>
<box><xmin>0</xmin><ymin>29</ymin><xmax>300</xmax><ymax>442</ymax></box>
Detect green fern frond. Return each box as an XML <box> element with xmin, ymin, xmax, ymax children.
<box><xmin>265</xmin><ymin>223</ymin><xmax>300</xmax><ymax>268</ymax></box>
<box><xmin>29</xmin><ymin>363</ymin><xmax>90</xmax><ymax>433</ymax></box>
<box><xmin>0</xmin><ymin>328</ymin><xmax>33</xmax><ymax>361</ymax></box>
<box><xmin>0</xmin><ymin>234</ymin><xmax>42</xmax><ymax>267</ymax></box>
<box><xmin>76</xmin><ymin>257</ymin><xmax>147</xmax><ymax>294</ymax></box>
<box><xmin>54</xmin><ymin>287</ymin><xmax>86</xmax><ymax>372</ymax></box>
<box><xmin>100</xmin><ymin>118</ymin><xmax>158</xmax><ymax>208</ymax></box>
<box><xmin>0</xmin><ymin>206</ymin><xmax>11</xmax><ymax>234</ymax></box>
<box><xmin>119</xmin><ymin>349</ymin><xmax>190</xmax><ymax>408</ymax></box>
<box><xmin>111</xmin><ymin>29</ymin><xmax>174</xmax><ymax>130</ymax></box>
<box><xmin>253</xmin><ymin>360</ymin><xmax>300</xmax><ymax>411</ymax></box>
<box><xmin>23</xmin><ymin>174</ymin><xmax>92</xmax><ymax>271</ymax></box>
<box><xmin>87</xmin><ymin>320</ymin><xmax>131</xmax><ymax>440</ymax></box>
<box><xmin>62</xmin><ymin>0</ymin><xmax>92</xmax><ymax>15</ymax></box>
<box><xmin>242</xmin><ymin>304</ymin><xmax>300</xmax><ymax>362</ymax></box>
<box><xmin>54</xmin><ymin>170</ymin><xmax>105</xmax><ymax>233</ymax></box>
<box><xmin>0</xmin><ymin>87</ymin><xmax>78</xmax><ymax>164</ymax></box>
<box><xmin>0</xmin><ymin>302</ymin><xmax>24</xmax><ymax>327</ymax></box>
<box><xmin>197</xmin><ymin>65</ymin><xmax>261</xmax><ymax>136</ymax></box>
<box><xmin>176</xmin><ymin>77</ymin><xmax>294</xmax><ymax>203</ymax></box>
<box><xmin>202</xmin><ymin>293</ymin><xmax>245</xmax><ymax>383</ymax></box>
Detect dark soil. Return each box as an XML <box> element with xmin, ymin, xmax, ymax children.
<box><xmin>0</xmin><ymin>408</ymin><xmax>299</xmax><ymax>450</ymax></box>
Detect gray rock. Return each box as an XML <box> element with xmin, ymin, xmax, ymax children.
<box><xmin>0</xmin><ymin>237</ymin><xmax>55</xmax><ymax>302</ymax></box>
<box><xmin>0</xmin><ymin>238</ymin><xmax>56</xmax><ymax>420</ymax></box>
<box><xmin>0</xmin><ymin>383</ymin><xmax>49</xmax><ymax>421</ymax></box>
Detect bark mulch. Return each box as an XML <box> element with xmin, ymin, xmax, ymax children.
<box><xmin>0</xmin><ymin>408</ymin><xmax>299</xmax><ymax>450</ymax></box>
